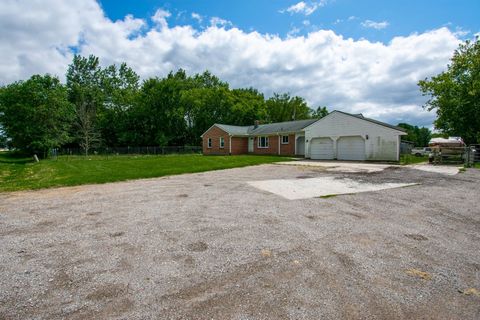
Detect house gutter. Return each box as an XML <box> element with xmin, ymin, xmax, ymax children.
<box><xmin>278</xmin><ymin>133</ymin><xmax>281</xmax><ymax>155</ymax></box>
<box><xmin>229</xmin><ymin>135</ymin><xmax>232</xmax><ymax>155</ymax></box>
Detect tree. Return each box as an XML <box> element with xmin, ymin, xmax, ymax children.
<box><xmin>99</xmin><ymin>62</ymin><xmax>140</xmax><ymax>146</ymax></box>
<box><xmin>66</xmin><ymin>55</ymin><xmax>104</xmax><ymax>155</ymax></box>
<box><xmin>418</xmin><ymin>37</ymin><xmax>480</xmax><ymax>144</ymax></box>
<box><xmin>265</xmin><ymin>93</ymin><xmax>312</xmax><ymax>122</ymax></box>
<box><xmin>0</xmin><ymin>75</ymin><xmax>74</xmax><ymax>156</ymax></box>
<box><xmin>397</xmin><ymin>123</ymin><xmax>432</xmax><ymax>147</ymax></box>
<box><xmin>312</xmin><ymin>106</ymin><xmax>329</xmax><ymax>119</ymax></box>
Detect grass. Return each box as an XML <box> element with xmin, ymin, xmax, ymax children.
<box><xmin>399</xmin><ymin>154</ymin><xmax>429</xmax><ymax>165</ymax></box>
<box><xmin>0</xmin><ymin>152</ymin><xmax>292</xmax><ymax>192</ymax></box>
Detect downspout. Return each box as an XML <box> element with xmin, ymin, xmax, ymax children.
<box><xmin>229</xmin><ymin>135</ymin><xmax>232</xmax><ymax>155</ymax></box>
<box><xmin>278</xmin><ymin>133</ymin><xmax>281</xmax><ymax>155</ymax></box>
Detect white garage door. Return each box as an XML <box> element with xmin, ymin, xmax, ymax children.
<box><xmin>337</xmin><ymin>136</ymin><xmax>365</xmax><ymax>160</ymax></box>
<box><xmin>310</xmin><ymin>138</ymin><xmax>334</xmax><ymax>160</ymax></box>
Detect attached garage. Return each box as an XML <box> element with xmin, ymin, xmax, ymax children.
<box><xmin>310</xmin><ymin>137</ymin><xmax>334</xmax><ymax>160</ymax></box>
<box><xmin>304</xmin><ymin>111</ymin><xmax>407</xmax><ymax>161</ymax></box>
<box><xmin>337</xmin><ymin>136</ymin><xmax>365</xmax><ymax>160</ymax></box>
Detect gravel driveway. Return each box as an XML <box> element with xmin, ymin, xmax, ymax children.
<box><xmin>0</xmin><ymin>163</ymin><xmax>479</xmax><ymax>319</ymax></box>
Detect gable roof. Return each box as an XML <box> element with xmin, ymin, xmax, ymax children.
<box><xmin>248</xmin><ymin>119</ymin><xmax>318</xmax><ymax>135</ymax></box>
<box><xmin>202</xmin><ymin>119</ymin><xmax>318</xmax><ymax>137</ymax></box>
<box><xmin>201</xmin><ymin>110</ymin><xmax>406</xmax><ymax>137</ymax></box>
<box><xmin>304</xmin><ymin>110</ymin><xmax>406</xmax><ymax>133</ymax></box>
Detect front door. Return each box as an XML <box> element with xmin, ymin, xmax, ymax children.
<box><xmin>248</xmin><ymin>137</ymin><xmax>254</xmax><ymax>152</ymax></box>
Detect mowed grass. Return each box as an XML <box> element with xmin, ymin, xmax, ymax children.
<box><xmin>0</xmin><ymin>152</ymin><xmax>292</xmax><ymax>192</ymax></box>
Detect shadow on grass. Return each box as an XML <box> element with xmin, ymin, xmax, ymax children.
<box><xmin>0</xmin><ymin>152</ymin><xmax>34</xmax><ymax>164</ymax></box>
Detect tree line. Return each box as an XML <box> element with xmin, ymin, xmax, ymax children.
<box><xmin>3</xmin><ymin>37</ymin><xmax>476</xmax><ymax>156</ymax></box>
<box><xmin>0</xmin><ymin>55</ymin><xmax>328</xmax><ymax>156</ymax></box>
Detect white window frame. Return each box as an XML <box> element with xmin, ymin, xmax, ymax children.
<box><xmin>219</xmin><ymin>137</ymin><xmax>225</xmax><ymax>148</ymax></box>
<box><xmin>281</xmin><ymin>135</ymin><xmax>289</xmax><ymax>144</ymax></box>
<box><xmin>207</xmin><ymin>138</ymin><xmax>212</xmax><ymax>148</ymax></box>
<box><xmin>257</xmin><ymin>136</ymin><xmax>269</xmax><ymax>148</ymax></box>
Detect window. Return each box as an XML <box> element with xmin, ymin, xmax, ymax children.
<box><xmin>257</xmin><ymin>136</ymin><xmax>269</xmax><ymax>148</ymax></box>
<box><xmin>207</xmin><ymin>138</ymin><xmax>212</xmax><ymax>148</ymax></box>
<box><xmin>219</xmin><ymin>137</ymin><xmax>225</xmax><ymax>148</ymax></box>
<box><xmin>282</xmin><ymin>135</ymin><xmax>289</xmax><ymax>144</ymax></box>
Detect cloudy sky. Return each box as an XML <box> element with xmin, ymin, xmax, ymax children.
<box><xmin>1</xmin><ymin>0</ymin><xmax>479</xmax><ymax>127</ymax></box>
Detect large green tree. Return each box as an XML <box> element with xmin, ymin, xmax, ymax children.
<box><xmin>397</xmin><ymin>123</ymin><xmax>432</xmax><ymax>147</ymax></box>
<box><xmin>418</xmin><ymin>38</ymin><xmax>480</xmax><ymax>144</ymax></box>
<box><xmin>265</xmin><ymin>93</ymin><xmax>312</xmax><ymax>123</ymax></box>
<box><xmin>0</xmin><ymin>74</ymin><xmax>74</xmax><ymax>156</ymax></box>
<box><xmin>66</xmin><ymin>55</ymin><xmax>104</xmax><ymax>154</ymax></box>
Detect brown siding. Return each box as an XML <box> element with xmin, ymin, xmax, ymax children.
<box><xmin>253</xmin><ymin>135</ymin><xmax>279</xmax><ymax>155</ymax></box>
<box><xmin>202</xmin><ymin>126</ymin><xmax>230</xmax><ymax>155</ymax></box>
<box><xmin>279</xmin><ymin>134</ymin><xmax>296</xmax><ymax>155</ymax></box>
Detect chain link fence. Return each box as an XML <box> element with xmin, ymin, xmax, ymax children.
<box><xmin>52</xmin><ymin>146</ymin><xmax>202</xmax><ymax>159</ymax></box>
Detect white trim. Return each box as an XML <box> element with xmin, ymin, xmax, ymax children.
<box><xmin>207</xmin><ymin>138</ymin><xmax>212</xmax><ymax>148</ymax></box>
<box><xmin>257</xmin><ymin>136</ymin><xmax>269</xmax><ymax>148</ymax></box>
<box><xmin>219</xmin><ymin>137</ymin><xmax>225</xmax><ymax>149</ymax></box>
<box><xmin>229</xmin><ymin>135</ymin><xmax>232</xmax><ymax>154</ymax></box>
<box><xmin>281</xmin><ymin>135</ymin><xmax>289</xmax><ymax>144</ymax></box>
<box><xmin>303</xmin><ymin>111</ymin><xmax>407</xmax><ymax>134</ymax></box>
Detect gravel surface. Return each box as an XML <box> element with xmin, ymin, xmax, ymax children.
<box><xmin>0</xmin><ymin>164</ymin><xmax>479</xmax><ymax>319</ymax></box>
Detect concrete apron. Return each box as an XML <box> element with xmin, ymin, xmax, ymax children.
<box><xmin>248</xmin><ymin>177</ymin><xmax>417</xmax><ymax>200</ymax></box>
<box><xmin>278</xmin><ymin>161</ymin><xmax>460</xmax><ymax>176</ymax></box>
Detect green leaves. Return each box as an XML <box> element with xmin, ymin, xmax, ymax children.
<box><xmin>0</xmin><ymin>74</ymin><xmax>74</xmax><ymax>155</ymax></box>
<box><xmin>419</xmin><ymin>38</ymin><xmax>480</xmax><ymax>144</ymax></box>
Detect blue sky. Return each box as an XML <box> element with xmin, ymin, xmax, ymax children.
<box><xmin>1</xmin><ymin>0</ymin><xmax>479</xmax><ymax>128</ymax></box>
<box><xmin>99</xmin><ymin>0</ymin><xmax>478</xmax><ymax>42</ymax></box>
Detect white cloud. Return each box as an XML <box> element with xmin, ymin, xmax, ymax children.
<box><xmin>151</xmin><ymin>9</ymin><xmax>171</xmax><ymax>29</ymax></box>
<box><xmin>361</xmin><ymin>20</ymin><xmax>389</xmax><ymax>30</ymax></box>
<box><xmin>210</xmin><ymin>16</ymin><xmax>232</xmax><ymax>28</ymax></box>
<box><xmin>282</xmin><ymin>1</ymin><xmax>327</xmax><ymax>16</ymax></box>
<box><xmin>0</xmin><ymin>0</ymin><xmax>462</xmax><ymax>127</ymax></box>
<box><xmin>191</xmin><ymin>12</ymin><xmax>202</xmax><ymax>23</ymax></box>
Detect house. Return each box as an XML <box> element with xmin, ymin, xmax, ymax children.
<box><xmin>201</xmin><ymin>110</ymin><xmax>407</xmax><ymax>161</ymax></box>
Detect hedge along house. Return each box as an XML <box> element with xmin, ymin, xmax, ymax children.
<box><xmin>201</xmin><ymin>110</ymin><xmax>406</xmax><ymax>161</ymax></box>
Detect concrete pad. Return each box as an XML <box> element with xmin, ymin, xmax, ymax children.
<box><xmin>407</xmin><ymin>164</ymin><xmax>459</xmax><ymax>176</ymax></box>
<box><xmin>277</xmin><ymin>161</ymin><xmax>396</xmax><ymax>173</ymax></box>
<box><xmin>248</xmin><ymin>177</ymin><xmax>417</xmax><ymax>200</ymax></box>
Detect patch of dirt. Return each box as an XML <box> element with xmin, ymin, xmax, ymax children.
<box><xmin>405</xmin><ymin>268</ymin><xmax>432</xmax><ymax>280</ymax></box>
<box><xmin>405</xmin><ymin>234</ymin><xmax>428</xmax><ymax>241</ymax></box>
<box><xmin>177</xmin><ymin>194</ymin><xmax>189</xmax><ymax>198</ymax></box>
<box><xmin>187</xmin><ymin>241</ymin><xmax>208</xmax><ymax>252</ymax></box>
<box><xmin>86</xmin><ymin>284</ymin><xmax>128</xmax><ymax>301</ymax></box>
<box><xmin>109</xmin><ymin>231</ymin><xmax>125</xmax><ymax>237</ymax></box>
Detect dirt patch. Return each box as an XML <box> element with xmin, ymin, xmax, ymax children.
<box><xmin>86</xmin><ymin>284</ymin><xmax>128</xmax><ymax>301</ymax></box>
<box><xmin>405</xmin><ymin>233</ymin><xmax>428</xmax><ymax>241</ymax></box>
<box><xmin>187</xmin><ymin>241</ymin><xmax>208</xmax><ymax>252</ymax></box>
<box><xmin>109</xmin><ymin>231</ymin><xmax>125</xmax><ymax>237</ymax></box>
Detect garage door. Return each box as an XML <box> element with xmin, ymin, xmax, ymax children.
<box><xmin>337</xmin><ymin>136</ymin><xmax>365</xmax><ymax>160</ymax></box>
<box><xmin>310</xmin><ymin>138</ymin><xmax>334</xmax><ymax>159</ymax></box>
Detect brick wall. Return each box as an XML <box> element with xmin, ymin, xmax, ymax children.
<box><xmin>203</xmin><ymin>126</ymin><xmax>297</xmax><ymax>156</ymax></box>
<box><xmin>253</xmin><ymin>135</ymin><xmax>279</xmax><ymax>155</ymax></box>
<box><xmin>202</xmin><ymin>126</ymin><xmax>230</xmax><ymax>155</ymax></box>
<box><xmin>231</xmin><ymin>137</ymin><xmax>248</xmax><ymax>155</ymax></box>
<box><xmin>279</xmin><ymin>134</ymin><xmax>296</xmax><ymax>155</ymax></box>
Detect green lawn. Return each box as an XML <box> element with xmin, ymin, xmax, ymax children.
<box><xmin>399</xmin><ymin>154</ymin><xmax>429</xmax><ymax>165</ymax></box>
<box><xmin>0</xmin><ymin>152</ymin><xmax>292</xmax><ymax>192</ymax></box>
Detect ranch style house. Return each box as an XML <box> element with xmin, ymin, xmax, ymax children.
<box><xmin>201</xmin><ymin>110</ymin><xmax>407</xmax><ymax>161</ymax></box>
